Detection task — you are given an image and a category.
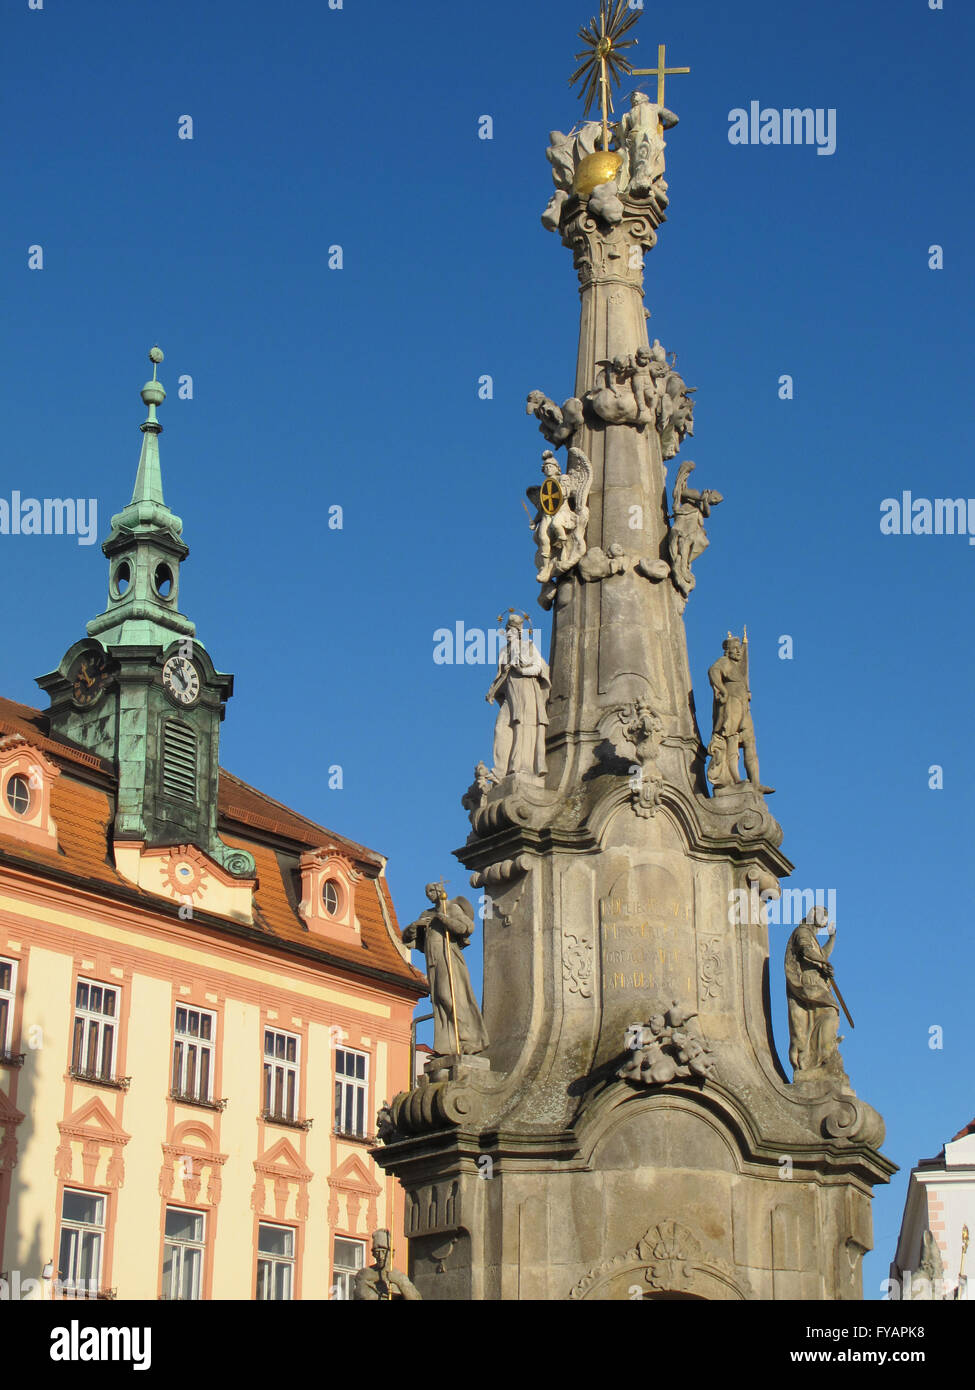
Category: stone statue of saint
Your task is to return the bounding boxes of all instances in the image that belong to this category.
[401,884,488,1057]
[784,908,841,1075]
[486,613,550,778]
[667,460,723,598]
[707,633,773,794]
[615,92,677,203]
[352,1229,422,1301]
[527,448,593,583]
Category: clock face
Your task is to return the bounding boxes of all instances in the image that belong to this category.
[162,655,201,706]
[70,650,112,708]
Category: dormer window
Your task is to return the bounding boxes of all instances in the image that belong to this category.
[5,774,32,816]
[0,737,59,851]
[298,847,361,942]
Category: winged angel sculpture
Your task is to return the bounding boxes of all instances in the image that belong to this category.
[527,447,594,585]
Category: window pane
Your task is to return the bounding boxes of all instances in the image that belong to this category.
[286,1071,296,1121]
[336,1049,348,1076]
[162,1244,176,1300]
[274,1262,292,1301]
[76,982,88,1009]
[256,1259,271,1301]
[62,1189,104,1225]
[0,998,9,1050]
[175,1007,187,1033]
[89,986,102,1014]
[286,1037,297,1063]
[100,1024,114,1077]
[102,990,116,1018]
[263,1061,272,1112]
[356,1054,366,1080]
[264,1030,273,1057]
[187,1010,199,1037]
[78,1231,101,1285]
[334,1080,342,1128]
[355,1088,364,1136]
[71,1016,85,1071]
[200,1013,212,1041]
[275,1034,286,1060]
[59,1228,77,1284]
[334,1238,365,1269]
[274,1067,284,1116]
[186,1045,197,1096]
[165,1207,204,1242]
[199,1048,210,1099]
[258,1224,293,1257]
[0,961,11,991]
[85,1022,99,1074]
[180,1246,202,1300]
[172,1039,183,1091]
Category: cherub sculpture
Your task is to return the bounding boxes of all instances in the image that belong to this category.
[527,447,593,584]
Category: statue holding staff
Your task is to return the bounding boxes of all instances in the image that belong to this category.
[401,883,488,1057]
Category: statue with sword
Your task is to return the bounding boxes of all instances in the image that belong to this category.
[784,905,855,1078]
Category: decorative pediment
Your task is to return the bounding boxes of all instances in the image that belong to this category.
[255,1137,313,1182]
[114,840,255,923]
[0,735,59,850]
[298,845,361,942]
[327,1153,382,1197]
[59,1095,130,1145]
[56,1096,131,1188]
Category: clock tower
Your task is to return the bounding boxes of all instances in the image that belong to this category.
[37,348,255,880]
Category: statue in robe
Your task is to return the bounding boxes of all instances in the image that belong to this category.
[486,613,550,778]
[784,909,841,1075]
[352,1229,422,1301]
[401,884,488,1057]
[615,92,677,204]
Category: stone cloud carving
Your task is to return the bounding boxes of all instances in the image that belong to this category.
[617,999,716,1086]
[525,389,584,449]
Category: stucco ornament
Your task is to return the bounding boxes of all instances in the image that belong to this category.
[617,699,664,817]
[401,884,488,1057]
[486,613,551,779]
[667,460,723,599]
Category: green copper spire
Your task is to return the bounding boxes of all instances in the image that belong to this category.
[87,347,197,647]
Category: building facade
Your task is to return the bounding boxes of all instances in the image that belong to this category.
[0,350,425,1300]
[890,1117,974,1301]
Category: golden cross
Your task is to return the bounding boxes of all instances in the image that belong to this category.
[632,44,690,109]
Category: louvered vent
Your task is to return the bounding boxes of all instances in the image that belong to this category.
[162,721,198,803]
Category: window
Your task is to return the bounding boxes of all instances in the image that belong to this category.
[334,1048,368,1137]
[58,1189,105,1296]
[0,958,15,1055]
[262,1029,299,1123]
[172,1006,215,1102]
[332,1237,366,1300]
[256,1223,294,1300]
[70,979,118,1081]
[322,879,339,915]
[162,1207,205,1300]
[5,774,31,816]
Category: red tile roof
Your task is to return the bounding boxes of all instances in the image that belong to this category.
[0,695,425,995]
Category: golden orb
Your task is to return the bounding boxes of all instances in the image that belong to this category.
[573,149,623,199]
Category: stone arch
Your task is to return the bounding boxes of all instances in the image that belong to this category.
[567,1220,753,1301]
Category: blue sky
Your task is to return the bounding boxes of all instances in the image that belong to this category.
[1,0,971,1298]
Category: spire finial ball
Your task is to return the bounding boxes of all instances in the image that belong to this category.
[149,346,164,365]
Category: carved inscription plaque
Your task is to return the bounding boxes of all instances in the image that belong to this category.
[598,861,697,1059]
